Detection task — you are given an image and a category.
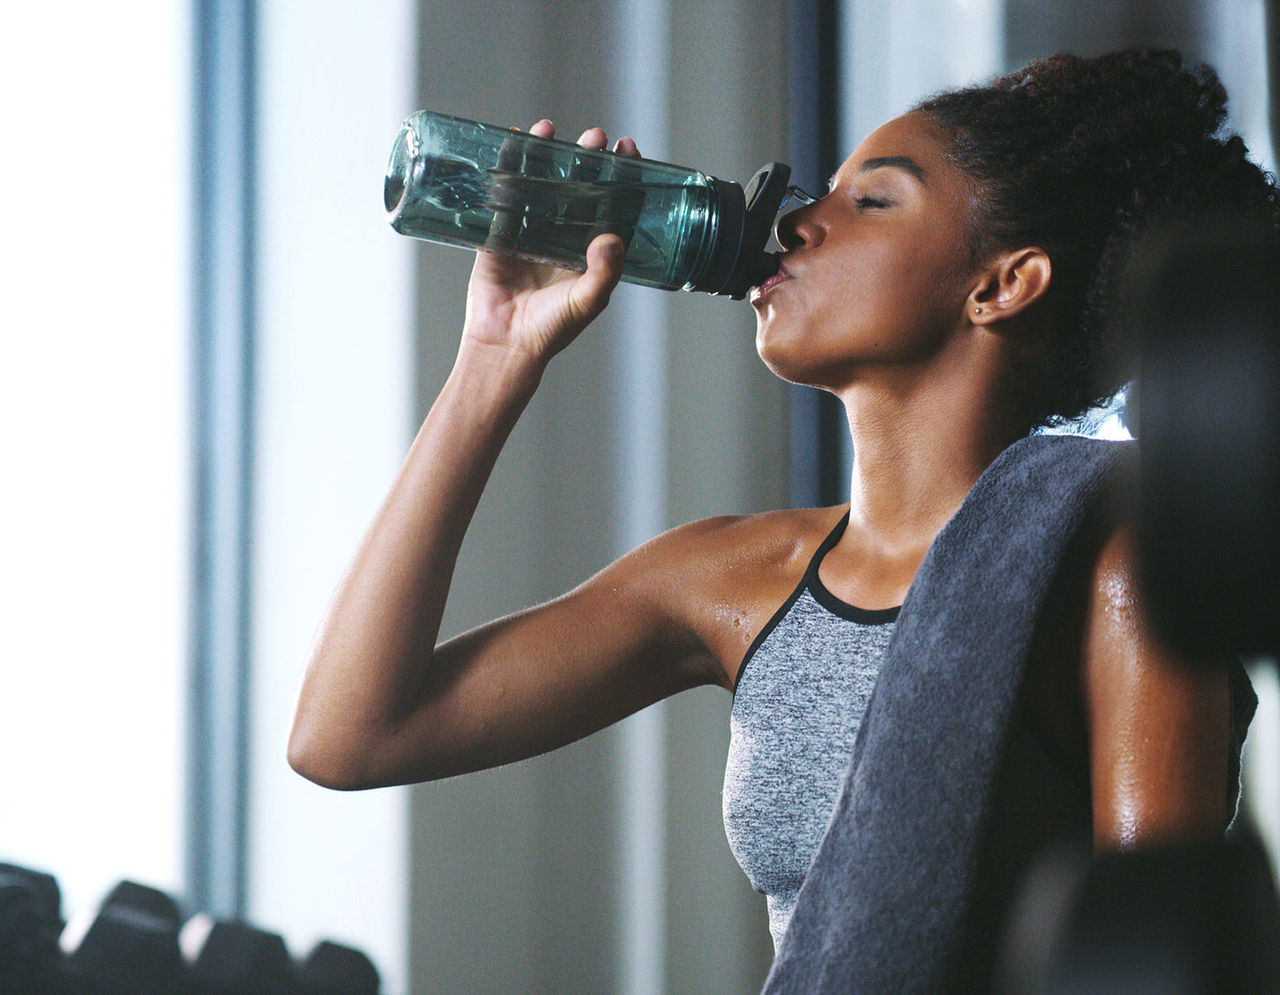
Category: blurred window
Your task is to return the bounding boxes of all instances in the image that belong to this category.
[0,4,192,916]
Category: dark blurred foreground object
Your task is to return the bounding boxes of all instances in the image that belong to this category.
[182,917,376,994]
[1127,212,1280,658]
[997,832,1280,993]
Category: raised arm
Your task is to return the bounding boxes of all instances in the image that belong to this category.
[288,123,723,790]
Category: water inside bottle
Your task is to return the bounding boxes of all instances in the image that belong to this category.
[387,124,720,291]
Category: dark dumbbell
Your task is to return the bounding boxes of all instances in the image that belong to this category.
[181,913,294,994]
[293,940,380,994]
[997,832,1280,993]
[0,862,64,994]
[61,880,187,993]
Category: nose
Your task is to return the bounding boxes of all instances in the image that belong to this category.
[773,186,822,250]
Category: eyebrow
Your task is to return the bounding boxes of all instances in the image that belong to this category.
[857,156,926,183]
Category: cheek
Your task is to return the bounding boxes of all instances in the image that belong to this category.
[881,245,971,326]
[836,248,932,328]
[751,239,970,382]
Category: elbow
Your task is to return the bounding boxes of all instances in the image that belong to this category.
[287,721,373,792]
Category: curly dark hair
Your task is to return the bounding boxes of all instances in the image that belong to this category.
[915,49,1279,430]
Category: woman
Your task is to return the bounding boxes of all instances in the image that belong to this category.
[290,50,1273,986]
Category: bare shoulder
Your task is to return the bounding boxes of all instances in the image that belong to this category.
[605,506,849,688]
[1082,520,1229,722]
[1085,522,1143,642]
[623,506,848,596]
[635,505,844,568]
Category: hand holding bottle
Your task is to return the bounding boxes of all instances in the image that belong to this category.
[460,120,639,368]
[387,110,790,312]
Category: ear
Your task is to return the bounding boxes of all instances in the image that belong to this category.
[966,247,1052,327]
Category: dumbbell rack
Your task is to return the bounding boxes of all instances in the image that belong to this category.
[0,865,380,994]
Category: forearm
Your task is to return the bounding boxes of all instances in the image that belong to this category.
[289,339,543,786]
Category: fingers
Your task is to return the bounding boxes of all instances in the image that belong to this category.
[583,129,641,158]
[576,126,608,150]
[530,118,641,158]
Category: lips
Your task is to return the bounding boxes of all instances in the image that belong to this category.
[750,265,792,304]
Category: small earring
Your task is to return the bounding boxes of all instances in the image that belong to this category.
[973,306,983,316]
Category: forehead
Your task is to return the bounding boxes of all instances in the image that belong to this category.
[833,111,960,188]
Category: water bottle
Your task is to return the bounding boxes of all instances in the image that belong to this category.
[383,110,797,299]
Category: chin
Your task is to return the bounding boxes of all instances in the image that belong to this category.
[755,327,791,380]
[756,318,798,371]
[757,337,836,390]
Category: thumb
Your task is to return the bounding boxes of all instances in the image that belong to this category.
[568,234,626,324]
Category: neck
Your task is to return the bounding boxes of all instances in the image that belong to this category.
[837,348,1025,554]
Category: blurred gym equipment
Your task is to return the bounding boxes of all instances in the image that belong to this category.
[0,866,382,993]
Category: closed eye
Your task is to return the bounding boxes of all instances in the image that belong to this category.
[855,195,892,209]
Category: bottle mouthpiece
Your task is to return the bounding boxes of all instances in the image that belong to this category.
[691,162,792,299]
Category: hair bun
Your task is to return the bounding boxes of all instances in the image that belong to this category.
[917,48,1278,430]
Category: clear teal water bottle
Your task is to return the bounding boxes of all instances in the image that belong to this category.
[384,110,796,299]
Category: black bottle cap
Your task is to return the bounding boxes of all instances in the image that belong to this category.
[691,162,790,299]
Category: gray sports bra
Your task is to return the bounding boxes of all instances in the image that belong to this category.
[722,513,898,949]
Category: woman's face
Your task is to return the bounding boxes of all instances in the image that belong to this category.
[753,111,982,390]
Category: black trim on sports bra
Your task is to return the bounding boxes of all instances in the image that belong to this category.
[807,545,903,624]
[733,510,901,694]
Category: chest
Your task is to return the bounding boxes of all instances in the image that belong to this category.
[722,592,894,903]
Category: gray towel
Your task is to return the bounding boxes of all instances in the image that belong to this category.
[762,433,1129,993]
